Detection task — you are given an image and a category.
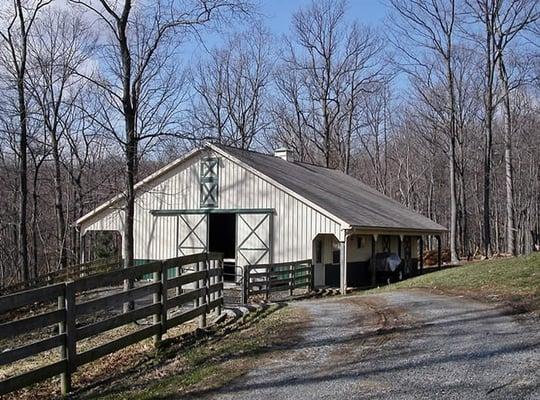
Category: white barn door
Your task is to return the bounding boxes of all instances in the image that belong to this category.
[177,214,208,255]
[236,213,272,267]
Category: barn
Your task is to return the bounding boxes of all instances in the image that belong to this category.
[76,143,446,293]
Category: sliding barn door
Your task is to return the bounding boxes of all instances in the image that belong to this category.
[236,213,272,267]
[177,214,208,256]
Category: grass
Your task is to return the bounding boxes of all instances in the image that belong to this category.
[371,253,540,312]
[82,304,306,400]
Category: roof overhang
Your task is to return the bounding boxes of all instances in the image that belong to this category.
[347,225,448,236]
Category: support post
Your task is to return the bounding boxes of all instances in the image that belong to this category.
[289,263,294,296]
[310,262,315,292]
[265,266,270,301]
[370,235,378,287]
[58,287,69,395]
[436,235,442,270]
[419,236,424,275]
[195,261,205,328]
[217,259,223,315]
[79,232,85,264]
[201,259,208,328]
[153,265,162,345]
[242,266,249,304]
[61,281,76,396]
[340,239,347,295]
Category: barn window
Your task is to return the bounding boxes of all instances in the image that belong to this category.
[200,157,219,208]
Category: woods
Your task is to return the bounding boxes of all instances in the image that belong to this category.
[0,0,539,290]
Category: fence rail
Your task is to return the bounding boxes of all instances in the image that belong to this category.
[243,259,313,302]
[0,252,223,397]
[1,258,123,296]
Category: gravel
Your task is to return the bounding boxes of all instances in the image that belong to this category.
[201,290,540,400]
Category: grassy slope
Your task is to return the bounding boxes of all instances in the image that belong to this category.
[83,304,306,400]
[373,253,540,311]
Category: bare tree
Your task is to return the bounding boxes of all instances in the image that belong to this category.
[191,26,272,149]
[28,7,94,270]
[0,0,52,284]
[69,0,250,310]
[493,0,538,255]
[277,0,384,169]
[388,0,460,263]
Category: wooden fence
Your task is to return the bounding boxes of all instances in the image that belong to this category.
[244,259,313,303]
[1,258,122,296]
[0,252,223,397]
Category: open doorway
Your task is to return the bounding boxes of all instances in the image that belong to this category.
[208,213,236,281]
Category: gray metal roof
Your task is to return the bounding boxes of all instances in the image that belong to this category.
[215,144,446,233]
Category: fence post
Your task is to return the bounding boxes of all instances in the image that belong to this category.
[242,266,249,304]
[209,259,215,314]
[310,262,315,292]
[153,262,163,345]
[217,259,223,315]
[289,264,294,296]
[196,261,206,328]
[58,285,68,395]
[265,266,270,301]
[61,281,76,396]
[161,261,168,338]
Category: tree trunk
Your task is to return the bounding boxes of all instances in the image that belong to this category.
[17,75,29,285]
[498,57,516,256]
[118,0,136,312]
[447,50,459,264]
[51,133,68,269]
[482,17,494,258]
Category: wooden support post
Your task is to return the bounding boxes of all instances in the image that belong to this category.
[436,235,442,270]
[162,262,168,333]
[217,259,223,316]
[153,267,161,345]
[398,235,402,258]
[371,235,377,287]
[419,236,424,275]
[289,263,294,296]
[174,266,181,297]
[340,239,347,295]
[79,232,86,264]
[210,259,217,316]
[265,266,270,301]
[61,281,76,396]
[310,262,315,292]
[200,260,208,328]
[242,266,249,304]
[58,287,69,395]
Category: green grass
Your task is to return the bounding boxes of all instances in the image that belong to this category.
[372,253,540,310]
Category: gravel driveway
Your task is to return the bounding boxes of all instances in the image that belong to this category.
[202,290,540,400]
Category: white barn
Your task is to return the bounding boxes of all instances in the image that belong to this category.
[77,143,446,293]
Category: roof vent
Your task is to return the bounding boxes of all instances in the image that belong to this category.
[274,147,295,162]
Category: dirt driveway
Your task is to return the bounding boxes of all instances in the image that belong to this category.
[201,290,540,400]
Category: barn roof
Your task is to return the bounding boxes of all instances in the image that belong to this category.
[212,144,446,233]
[78,143,446,233]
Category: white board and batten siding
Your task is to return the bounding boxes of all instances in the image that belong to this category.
[80,150,343,265]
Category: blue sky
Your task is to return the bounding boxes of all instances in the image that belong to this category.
[259,0,386,35]
[186,0,388,60]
